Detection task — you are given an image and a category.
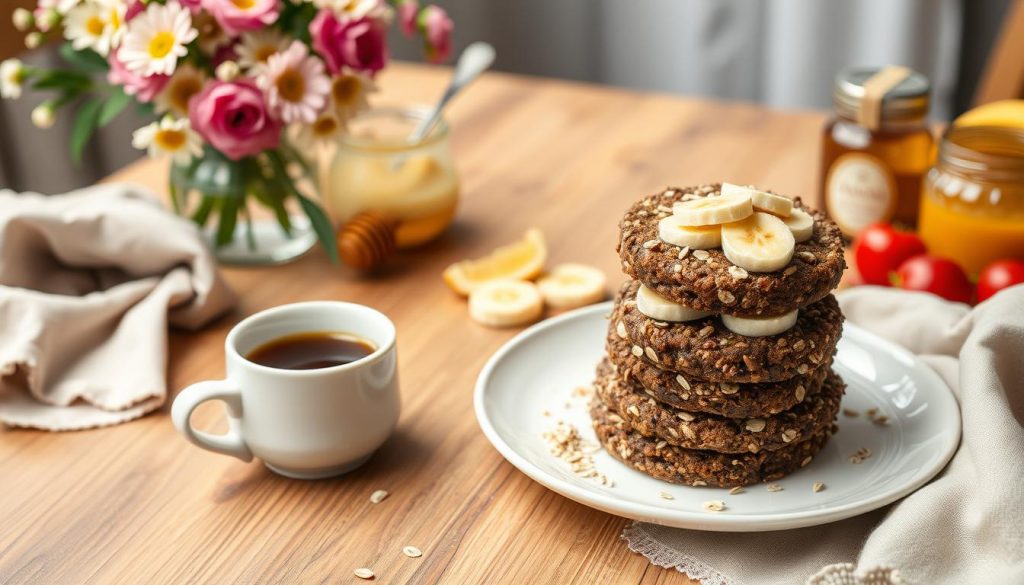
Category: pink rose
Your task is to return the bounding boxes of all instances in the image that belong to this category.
[398,0,418,37]
[201,0,280,36]
[188,79,281,160]
[310,11,388,76]
[421,5,453,64]
[107,49,169,102]
[177,0,203,13]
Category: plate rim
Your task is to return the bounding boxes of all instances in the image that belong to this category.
[473,301,962,532]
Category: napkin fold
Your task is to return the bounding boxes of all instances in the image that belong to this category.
[0,184,236,431]
[622,285,1024,585]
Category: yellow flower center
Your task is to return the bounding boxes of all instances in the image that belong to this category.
[255,46,278,63]
[154,129,186,151]
[148,31,176,59]
[86,15,105,36]
[170,77,203,114]
[232,0,256,9]
[109,8,121,31]
[331,76,360,107]
[313,116,338,137]
[275,69,305,102]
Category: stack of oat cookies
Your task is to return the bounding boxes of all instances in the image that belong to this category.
[591,183,847,487]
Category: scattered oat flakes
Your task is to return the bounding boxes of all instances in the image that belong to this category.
[675,374,691,390]
[727,265,748,279]
[631,345,643,357]
[402,546,422,558]
[728,486,745,495]
[643,239,659,249]
[866,408,879,417]
[745,418,766,433]
[369,490,389,504]
[659,491,674,500]
[813,482,826,493]
[842,408,859,418]
[692,249,710,261]
[766,483,784,492]
[354,567,375,579]
[542,420,614,486]
[678,247,690,259]
[872,415,890,426]
[720,383,739,395]
[677,411,695,422]
[703,500,726,512]
[849,447,873,464]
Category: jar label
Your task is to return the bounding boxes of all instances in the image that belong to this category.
[826,153,897,236]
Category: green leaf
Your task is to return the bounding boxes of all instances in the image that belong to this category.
[190,194,216,227]
[59,44,109,74]
[70,98,103,165]
[297,193,340,265]
[215,197,240,248]
[32,69,92,91]
[98,89,132,127]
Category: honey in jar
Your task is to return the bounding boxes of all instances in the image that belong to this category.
[918,126,1024,276]
[821,67,934,238]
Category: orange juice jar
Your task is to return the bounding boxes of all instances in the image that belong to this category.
[918,126,1024,276]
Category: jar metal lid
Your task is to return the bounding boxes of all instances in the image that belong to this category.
[833,67,930,123]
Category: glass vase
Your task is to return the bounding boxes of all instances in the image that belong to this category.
[169,145,324,265]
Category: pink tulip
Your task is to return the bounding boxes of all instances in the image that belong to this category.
[188,79,281,160]
[398,0,419,37]
[201,0,280,36]
[421,5,453,64]
[107,49,169,102]
[309,11,388,76]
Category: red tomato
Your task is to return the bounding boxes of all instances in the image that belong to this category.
[894,255,974,304]
[977,259,1024,303]
[853,224,927,286]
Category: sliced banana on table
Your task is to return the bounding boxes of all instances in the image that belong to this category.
[658,216,722,249]
[469,280,544,328]
[636,284,713,322]
[537,263,607,309]
[671,193,752,227]
[721,212,795,273]
[781,208,814,243]
[721,309,799,337]
[721,183,793,218]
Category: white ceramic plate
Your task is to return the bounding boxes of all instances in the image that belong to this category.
[474,302,960,532]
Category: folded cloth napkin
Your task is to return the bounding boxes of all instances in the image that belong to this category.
[0,184,236,431]
[622,285,1024,585]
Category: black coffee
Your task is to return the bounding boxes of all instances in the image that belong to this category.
[246,331,375,370]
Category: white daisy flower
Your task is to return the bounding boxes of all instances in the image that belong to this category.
[31,103,56,128]
[236,29,289,73]
[310,0,383,18]
[258,41,330,124]
[191,10,230,54]
[38,0,80,16]
[119,2,197,76]
[131,116,203,165]
[291,112,343,151]
[328,69,376,122]
[63,0,126,57]
[0,59,26,99]
[154,63,207,116]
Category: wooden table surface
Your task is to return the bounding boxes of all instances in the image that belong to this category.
[0,63,828,585]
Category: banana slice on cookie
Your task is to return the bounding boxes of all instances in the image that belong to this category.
[721,183,793,217]
[469,280,543,327]
[537,263,607,309]
[671,193,752,226]
[658,216,722,249]
[721,309,798,337]
[636,284,713,322]
[722,212,795,273]
[781,208,814,243]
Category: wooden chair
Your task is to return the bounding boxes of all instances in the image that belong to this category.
[975,0,1024,104]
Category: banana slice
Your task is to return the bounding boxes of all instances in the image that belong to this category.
[469,280,544,328]
[721,212,795,273]
[537,263,607,309]
[636,284,713,322]
[782,208,814,243]
[672,193,752,226]
[658,216,722,249]
[721,183,792,217]
[721,309,799,337]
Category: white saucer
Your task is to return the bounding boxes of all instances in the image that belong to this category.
[474,302,960,532]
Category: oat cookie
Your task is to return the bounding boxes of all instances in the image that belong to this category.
[617,185,845,317]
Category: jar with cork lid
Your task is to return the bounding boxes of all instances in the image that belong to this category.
[820,66,934,239]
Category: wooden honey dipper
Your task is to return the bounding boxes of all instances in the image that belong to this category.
[336,211,399,271]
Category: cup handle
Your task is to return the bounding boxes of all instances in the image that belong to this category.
[171,380,253,462]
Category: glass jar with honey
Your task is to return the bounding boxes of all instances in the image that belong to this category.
[918,126,1024,276]
[821,67,934,238]
[324,105,459,249]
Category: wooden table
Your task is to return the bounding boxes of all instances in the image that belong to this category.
[0,63,827,584]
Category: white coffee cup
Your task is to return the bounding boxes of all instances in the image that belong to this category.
[171,301,400,479]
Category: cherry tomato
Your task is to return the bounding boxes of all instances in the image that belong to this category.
[977,259,1024,303]
[894,255,974,304]
[853,224,927,286]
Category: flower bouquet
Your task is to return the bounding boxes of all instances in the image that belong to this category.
[1,0,454,264]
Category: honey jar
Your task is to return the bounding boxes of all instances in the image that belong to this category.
[821,66,934,238]
[918,126,1024,276]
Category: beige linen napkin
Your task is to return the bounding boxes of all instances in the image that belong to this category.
[622,286,1024,585]
[0,184,236,430]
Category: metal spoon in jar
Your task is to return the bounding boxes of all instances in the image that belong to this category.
[406,41,496,145]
